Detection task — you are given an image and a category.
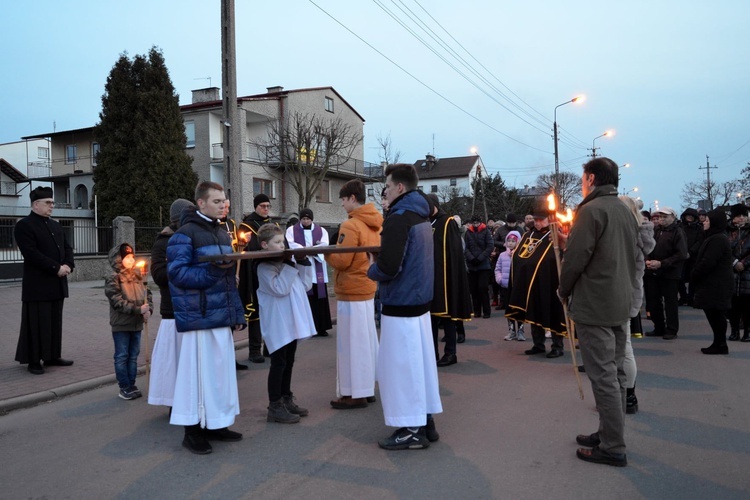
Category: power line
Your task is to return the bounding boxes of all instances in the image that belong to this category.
[308,0,552,154]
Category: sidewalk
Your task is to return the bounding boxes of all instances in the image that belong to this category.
[0,280,335,413]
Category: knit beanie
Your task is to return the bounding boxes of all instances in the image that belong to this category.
[119,243,134,260]
[254,194,271,208]
[299,208,314,220]
[170,198,194,225]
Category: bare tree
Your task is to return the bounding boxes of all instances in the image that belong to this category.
[536,172,582,208]
[376,132,401,165]
[681,178,744,210]
[250,111,362,213]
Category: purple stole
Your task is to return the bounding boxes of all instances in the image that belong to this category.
[293,223,326,298]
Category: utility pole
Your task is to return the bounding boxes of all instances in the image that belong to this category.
[470,163,488,221]
[699,155,717,210]
[221,0,243,218]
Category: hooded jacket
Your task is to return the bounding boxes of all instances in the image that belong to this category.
[630,220,657,316]
[728,217,750,295]
[167,207,246,333]
[368,190,434,317]
[104,243,153,332]
[680,208,704,260]
[326,202,383,301]
[691,209,733,309]
[150,225,176,319]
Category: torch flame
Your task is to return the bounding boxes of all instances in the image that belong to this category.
[547,194,556,212]
[557,208,574,223]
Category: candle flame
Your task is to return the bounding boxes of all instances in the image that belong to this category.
[547,194,556,212]
[136,260,146,268]
[239,231,246,241]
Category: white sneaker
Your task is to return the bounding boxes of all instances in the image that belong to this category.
[504,333,517,341]
[517,333,526,341]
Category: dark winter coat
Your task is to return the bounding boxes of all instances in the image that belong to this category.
[368,190,434,317]
[728,222,750,295]
[150,226,176,319]
[680,208,704,261]
[104,244,153,332]
[464,223,494,271]
[167,207,246,332]
[238,211,279,320]
[647,220,688,280]
[14,212,74,302]
[691,210,733,310]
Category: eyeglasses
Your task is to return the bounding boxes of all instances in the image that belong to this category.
[258,203,271,209]
[36,200,55,206]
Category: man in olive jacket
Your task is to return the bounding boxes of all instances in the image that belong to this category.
[558,157,638,467]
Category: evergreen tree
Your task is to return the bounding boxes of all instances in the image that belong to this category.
[93,47,196,224]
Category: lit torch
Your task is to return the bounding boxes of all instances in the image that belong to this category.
[548,193,584,399]
[135,260,151,377]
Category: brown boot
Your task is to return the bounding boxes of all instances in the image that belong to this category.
[330,396,368,409]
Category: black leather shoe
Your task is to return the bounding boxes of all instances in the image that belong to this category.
[45,358,74,366]
[662,333,677,340]
[315,331,329,337]
[248,354,265,364]
[576,432,600,447]
[437,354,457,367]
[701,345,729,355]
[366,396,377,403]
[235,361,248,370]
[524,346,546,355]
[576,446,627,467]
[626,394,639,414]
[728,330,740,341]
[183,434,213,454]
[457,333,466,343]
[546,349,563,358]
[203,427,243,442]
[645,330,663,337]
[577,365,586,373]
[28,363,44,375]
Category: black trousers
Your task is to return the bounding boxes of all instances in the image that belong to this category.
[247,321,263,356]
[531,324,564,351]
[644,276,679,335]
[728,295,750,333]
[468,269,492,317]
[703,308,728,347]
[268,340,297,402]
[431,315,457,359]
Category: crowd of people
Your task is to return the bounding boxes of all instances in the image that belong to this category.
[12,162,749,465]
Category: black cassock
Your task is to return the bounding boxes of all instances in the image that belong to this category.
[430,210,472,321]
[505,227,567,336]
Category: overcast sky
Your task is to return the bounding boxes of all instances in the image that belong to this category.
[2,0,749,211]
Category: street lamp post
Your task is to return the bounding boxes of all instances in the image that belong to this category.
[591,130,614,158]
[553,95,584,193]
[621,186,639,196]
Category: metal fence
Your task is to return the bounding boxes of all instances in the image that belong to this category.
[0,218,163,263]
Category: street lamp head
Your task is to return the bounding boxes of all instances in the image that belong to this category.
[572,95,585,104]
[470,146,478,155]
[621,163,630,168]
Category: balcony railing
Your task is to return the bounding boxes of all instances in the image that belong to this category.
[244,143,384,180]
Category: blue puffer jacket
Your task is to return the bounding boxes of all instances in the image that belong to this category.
[167,207,246,333]
[368,190,434,317]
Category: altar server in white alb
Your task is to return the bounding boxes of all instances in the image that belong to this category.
[256,224,316,424]
[325,179,382,409]
[285,208,333,337]
[367,163,442,450]
[167,182,246,455]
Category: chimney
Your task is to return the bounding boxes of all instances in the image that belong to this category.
[267,86,284,94]
[425,154,437,171]
[192,87,220,104]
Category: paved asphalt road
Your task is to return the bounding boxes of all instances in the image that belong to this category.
[1,281,749,498]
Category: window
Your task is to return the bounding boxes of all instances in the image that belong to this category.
[37,147,49,159]
[65,145,77,164]
[0,218,15,248]
[417,185,424,191]
[367,188,374,197]
[431,185,438,193]
[91,143,100,166]
[450,178,457,187]
[253,177,274,198]
[324,96,334,113]
[185,121,195,148]
[316,180,330,203]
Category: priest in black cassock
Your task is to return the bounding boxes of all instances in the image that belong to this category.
[425,194,473,366]
[506,198,567,359]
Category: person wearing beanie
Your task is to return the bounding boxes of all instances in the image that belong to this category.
[149,198,199,407]
[239,191,278,363]
[728,203,750,341]
[14,186,75,375]
[507,197,567,358]
[691,209,733,354]
[464,214,494,319]
[286,208,333,338]
[105,242,153,400]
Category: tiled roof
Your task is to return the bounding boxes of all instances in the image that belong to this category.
[0,158,29,183]
[412,155,477,180]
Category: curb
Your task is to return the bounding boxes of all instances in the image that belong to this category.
[0,338,253,415]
